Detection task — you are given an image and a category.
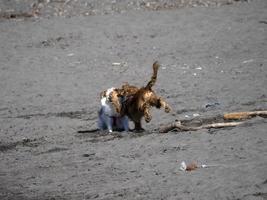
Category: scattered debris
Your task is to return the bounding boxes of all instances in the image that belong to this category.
[242,59,254,64]
[0,137,45,152]
[205,102,220,108]
[67,53,74,57]
[180,161,198,171]
[259,20,267,24]
[159,120,244,133]
[179,161,215,172]
[0,0,250,19]
[0,11,36,19]
[112,62,122,66]
[82,153,96,157]
[159,110,267,133]
[112,62,127,67]
[193,113,200,117]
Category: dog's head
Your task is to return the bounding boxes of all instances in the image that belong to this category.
[100,87,122,114]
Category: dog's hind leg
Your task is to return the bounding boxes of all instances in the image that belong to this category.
[115,116,129,131]
[121,116,129,131]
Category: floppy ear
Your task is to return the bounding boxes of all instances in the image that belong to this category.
[114,88,124,97]
[100,90,106,98]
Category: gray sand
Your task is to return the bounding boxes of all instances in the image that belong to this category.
[0,0,267,199]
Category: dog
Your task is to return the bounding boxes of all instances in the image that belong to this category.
[98,87,129,133]
[117,61,171,131]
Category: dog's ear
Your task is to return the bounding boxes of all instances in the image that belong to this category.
[100,90,106,98]
[114,88,124,97]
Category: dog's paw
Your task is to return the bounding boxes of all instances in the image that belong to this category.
[145,114,152,123]
[134,128,145,133]
[165,105,171,113]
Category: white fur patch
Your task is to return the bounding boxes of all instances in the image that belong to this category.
[100,87,119,117]
[98,87,129,132]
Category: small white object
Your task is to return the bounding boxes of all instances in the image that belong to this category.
[196,67,202,70]
[180,161,187,171]
[193,73,197,76]
[185,115,189,118]
[112,62,121,66]
[112,62,127,67]
[201,164,207,168]
[242,59,254,64]
[193,113,200,117]
[67,53,74,57]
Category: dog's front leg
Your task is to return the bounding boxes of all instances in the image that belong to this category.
[106,116,114,133]
[98,114,106,130]
[134,121,144,131]
[158,97,171,113]
[143,104,152,123]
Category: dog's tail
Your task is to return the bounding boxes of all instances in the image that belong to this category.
[145,61,160,90]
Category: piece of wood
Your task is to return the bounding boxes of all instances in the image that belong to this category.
[159,121,244,133]
[223,111,267,120]
[201,121,244,129]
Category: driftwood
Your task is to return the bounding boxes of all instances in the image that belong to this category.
[159,110,267,133]
[223,111,267,120]
[159,121,244,133]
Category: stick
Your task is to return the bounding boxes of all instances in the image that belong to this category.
[201,121,244,129]
[159,121,244,133]
[223,111,267,120]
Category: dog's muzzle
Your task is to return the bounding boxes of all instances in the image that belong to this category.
[107,95,112,102]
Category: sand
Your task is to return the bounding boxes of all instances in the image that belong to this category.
[0,0,267,199]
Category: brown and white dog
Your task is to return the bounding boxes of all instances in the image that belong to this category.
[116,61,171,131]
[98,61,171,132]
[98,87,129,133]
